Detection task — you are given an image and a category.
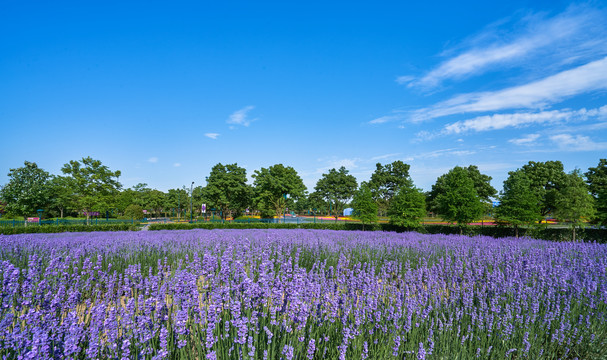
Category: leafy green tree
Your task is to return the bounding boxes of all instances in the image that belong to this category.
[147,189,166,217]
[203,163,251,219]
[434,166,484,233]
[314,166,358,219]
[307,191,329,215]
[585,159,607,225]
[124,204,144,220]
[351,183,378,230]
[61,157,122,224]
[428,165,496,214]
[494,170,541,237]
[0,161,51,220]
[520,160,567,217]
[116,189,136,216]
[368,161,412,215]
[252,164,306,219]
[387,183,426,229]
[554,170,595,241]
[48,175,76,218]
[166,188,190,219]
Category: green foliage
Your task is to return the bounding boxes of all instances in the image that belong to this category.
[387,184,426,228]
[520,160,568,216]
[61,157,122,220]
[0,161,51,219]
[585,159,607,225]
[47,175,76,218]
[428,165,496,213]
[124,204,144,220]
[314,166,358,218]
[494,170,541,235]
[252,164,306,218]
[351,183,378,227]
[368,160,412,214]
[554,171,596,241]
[0,223,138,235]
[202,163,251,219]
[434,166,484,229]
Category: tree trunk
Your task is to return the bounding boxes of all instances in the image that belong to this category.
[515,225,518,238]
[572,227,576,242]
[60,208,64,219]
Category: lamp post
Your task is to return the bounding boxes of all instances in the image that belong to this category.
[283,194,289,223]
[190,182,194,223]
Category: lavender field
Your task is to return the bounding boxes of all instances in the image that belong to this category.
[1,230,606,359]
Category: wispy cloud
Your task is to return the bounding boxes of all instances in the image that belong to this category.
[509,133,540,146]
[370,153,402,161]
[368,115,402,124]
[402,6,607,89]
[204,133,220,140]
[173,163,181,167]
[227,106,256,128]
[549,134,607,151]
[148,157,158,163]
[412,59,607,122]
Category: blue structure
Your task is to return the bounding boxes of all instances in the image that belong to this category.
[343,208,353,216]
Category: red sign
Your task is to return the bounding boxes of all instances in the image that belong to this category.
[27,217,39,222]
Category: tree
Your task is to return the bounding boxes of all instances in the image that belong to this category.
[520,161,567,217]
[166,188,190,219]
[61,157,122,224]
[434,166,484,233]
[351,183,378,230]
[585,159,607,225]
[252,164,306,219]
[203,163,251,219]
[368,161,412,215]
[387,183,426,229]
[124,204,144,220]
[494,170,541,237]
[554,170,595,241]
[428,165,496,214]
[314,167,358,219]
[0,161,51,220]
[48,175,76,218]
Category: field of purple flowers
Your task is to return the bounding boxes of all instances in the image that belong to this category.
[1,229,606,359]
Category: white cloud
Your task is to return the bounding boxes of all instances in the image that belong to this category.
[509,134,541,145]
[370,153,402,161]
[404,6,607,89]
[227,106,256,127]
[173,163,181,167]
[205,133,220,140]
[369,115,400,124]
[412,57,607,122]
[441,105,607,134]
[148,157,158,163]
[549,134,607,151]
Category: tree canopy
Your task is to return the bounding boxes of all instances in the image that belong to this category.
[202,163,251,219]
[314,166,358,219]
[520,160,567,217]
[351,183,378,229]
[387,182,426,229]
[0,161,51,219]
[434,166,484,231]
[368,160,412,214]
[494,170,540,237]
[554,170,595,241]
[252,164,306,218]
[428,165,495,214]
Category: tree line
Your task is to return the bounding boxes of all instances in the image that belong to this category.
[0,157,605,234]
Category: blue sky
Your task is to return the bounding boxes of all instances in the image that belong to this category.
[1,1,606,194]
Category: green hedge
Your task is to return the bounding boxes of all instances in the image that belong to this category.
[148,222,607,243]
[0,224,140,235]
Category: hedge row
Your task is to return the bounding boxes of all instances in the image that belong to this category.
[148,222,607,243]
[0,224,140,235]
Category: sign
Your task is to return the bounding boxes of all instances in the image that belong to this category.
[84,212,100,216]
[201,204,206,213]
[143,210,148,214]
[27,217,39,222]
